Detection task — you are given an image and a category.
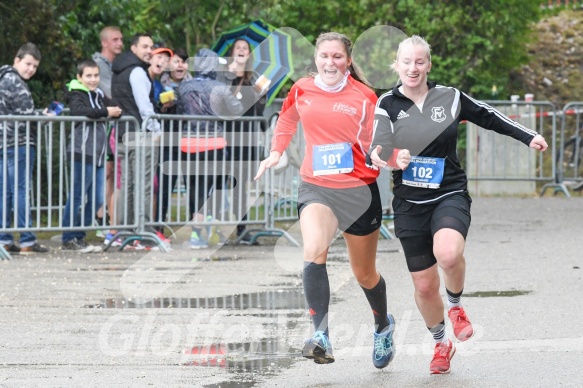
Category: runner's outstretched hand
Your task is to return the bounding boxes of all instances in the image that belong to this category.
[529,134,548,151]
[254,151,282,180]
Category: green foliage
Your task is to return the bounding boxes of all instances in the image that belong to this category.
[0,0,541,107]
[510,9,583,107]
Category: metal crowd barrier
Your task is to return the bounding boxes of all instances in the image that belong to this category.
[541,102,583,197]
[0,115,142,259]
[3,99,580,260]
[266,114,303,229]
[465,101,559,196]
[142,114,299,247]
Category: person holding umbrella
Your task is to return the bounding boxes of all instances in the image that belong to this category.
[254,32,396,369]
[220,38,267,244]
[211,19,294,106]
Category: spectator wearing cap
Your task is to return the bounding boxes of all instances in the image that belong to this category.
[146,43,172,244]
[148,44,173,108]
[156,48,193,235]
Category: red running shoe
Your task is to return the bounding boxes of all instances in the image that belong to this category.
[430,339,456,374]
[448,306,474,341]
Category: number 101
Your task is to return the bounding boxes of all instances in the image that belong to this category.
[322,154,341,165]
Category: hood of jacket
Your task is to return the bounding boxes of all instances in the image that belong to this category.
[0,65,19,81]
[193,48,226,80]
[67,79,90,93]
[112,50,147,75]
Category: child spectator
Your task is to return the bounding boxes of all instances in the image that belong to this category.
[61,59,122,252]
[0,42,50,255]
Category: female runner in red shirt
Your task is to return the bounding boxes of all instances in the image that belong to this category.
[255,32,395,369]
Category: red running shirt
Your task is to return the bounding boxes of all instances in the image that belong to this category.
[271,75,379,189]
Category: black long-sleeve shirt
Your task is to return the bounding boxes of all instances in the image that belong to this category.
[370,82,537,203]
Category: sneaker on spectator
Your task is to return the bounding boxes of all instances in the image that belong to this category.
[155,231,171,247]
[19,242,50,255]
[372,313,396,369]
[142,239,167,251]
[302,330,334,364]
[238,233,257,246]
[123,240,146,251]
[77,238,98,252]
[430,339,456,374]
[208,228,227,246]
[448,306,474,341]
[62,239,94,253]
[205,216,225,246]
[103,233,122,247]
[2,243,21,253]
[94,218,108,239]
[103,234,144,250]
[190,232,208,250]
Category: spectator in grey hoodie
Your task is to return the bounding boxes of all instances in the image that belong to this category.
[92,26,123,240]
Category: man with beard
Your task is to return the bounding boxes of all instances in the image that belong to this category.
[109,33,161,248]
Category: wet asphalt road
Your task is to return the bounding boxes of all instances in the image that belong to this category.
[1,197,582,387]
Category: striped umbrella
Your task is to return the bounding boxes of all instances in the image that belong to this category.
[211,19,294,105]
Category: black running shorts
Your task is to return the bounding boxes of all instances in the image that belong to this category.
[393,192,472,272]
[297,181,382,236]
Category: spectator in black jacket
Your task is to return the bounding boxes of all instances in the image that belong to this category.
[110,33,160,244]
[61,59,121,253]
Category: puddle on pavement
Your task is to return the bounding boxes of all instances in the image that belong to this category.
[184,339,299,388]
[85,289,308,309]
[85,288,338,385]
[71,267,129,271]
[464,290,532,297]
[71,267,201,272]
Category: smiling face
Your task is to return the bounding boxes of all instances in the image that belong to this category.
[231,39,251,66]
[131,36,154,64]
[149,53,170,76]
[13,54,39,80]
[395,42,432,91]
[315,39,351,86]
[170,55,188,81]
[77,66,100,91]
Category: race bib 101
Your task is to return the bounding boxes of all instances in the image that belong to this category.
[312,142,354,176]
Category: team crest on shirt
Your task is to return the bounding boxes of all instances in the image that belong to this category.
[332,102,357,116]
[431,106,446,123]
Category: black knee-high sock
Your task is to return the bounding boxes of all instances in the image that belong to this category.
[303,262,330,335]
[361,275,390,333]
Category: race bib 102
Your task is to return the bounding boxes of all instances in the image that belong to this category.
[402,156,445,189]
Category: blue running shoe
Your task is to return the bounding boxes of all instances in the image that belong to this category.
[372,313,396,369]
[302,330,335,364]
[190,232,209,250]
